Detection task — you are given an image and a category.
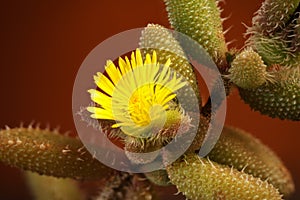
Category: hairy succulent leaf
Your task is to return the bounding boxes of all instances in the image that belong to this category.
[0,127,114,180]
[248,0,300,70]
[164,0,228,68]
[239,79,300,121]
[280,14,300,52]
[140,24,201,109]
[167,116,294,197]
[244,31,300,125]
[207,126,295,198]
[252,35,300,68]
[167,153,282,200]
[250,0,300,36]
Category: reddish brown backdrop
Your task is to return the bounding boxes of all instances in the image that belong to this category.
[0,0,299,199]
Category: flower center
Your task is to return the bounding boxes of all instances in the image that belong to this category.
[128,84,170,128]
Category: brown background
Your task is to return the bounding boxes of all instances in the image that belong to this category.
[0,0,299,199]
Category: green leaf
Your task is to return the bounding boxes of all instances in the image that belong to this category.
[167,153,282,200]
[0,127,114,180]
[164,0,228,68]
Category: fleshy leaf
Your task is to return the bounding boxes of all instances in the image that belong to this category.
[0,127,114,180]
[207,126,295,198]
[250,0,300,36]
[164,0,228,68]
[239,79,300,121]
[167,153,282,200]
[140,24,201,109]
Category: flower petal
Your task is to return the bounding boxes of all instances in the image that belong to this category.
[88,89,112,110]
[94,73,115,96]
[87,107,114,120]
[105,60,122,85]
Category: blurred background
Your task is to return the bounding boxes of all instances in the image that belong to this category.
[0,0,299,199]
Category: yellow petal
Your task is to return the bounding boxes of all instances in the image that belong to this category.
[118,57,130,75]
[131,51,137,68]
[87,106,114,120]
[144,53,152,65]
[135,49,144,67]
[105,60,122,85]
[152,51,157,64]
[165,58,171,67]
[149,65,160,81]
[125,56,132,70]
[93,74,114,96]
[161,94,177,106]
[111,123,121,128]
[88,89,112,110]
[156,67,171,86]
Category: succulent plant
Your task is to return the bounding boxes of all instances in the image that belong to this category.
[1,0,299,200]
[241,0,300,120]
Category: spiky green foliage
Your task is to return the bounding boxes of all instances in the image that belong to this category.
[164,0,228,68]
[1,0,298,199]
[252,35,300,68]
[167,153,282,200]
[250,0,300,36]
[207,126,295,198]
[25,172,84,200]
[161,111,294,197]
[280,14,300,52]
[242,0,300,121]
[140,24,201,109]
[0,127,114,179]
[247,0,300,69]
[228,48,274,89]
[177,121,294,197]
[239,79,300,121]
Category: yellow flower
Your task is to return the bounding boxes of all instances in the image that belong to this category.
[87,49,187,138]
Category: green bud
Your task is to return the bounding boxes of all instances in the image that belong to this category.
[228,48,274,89]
